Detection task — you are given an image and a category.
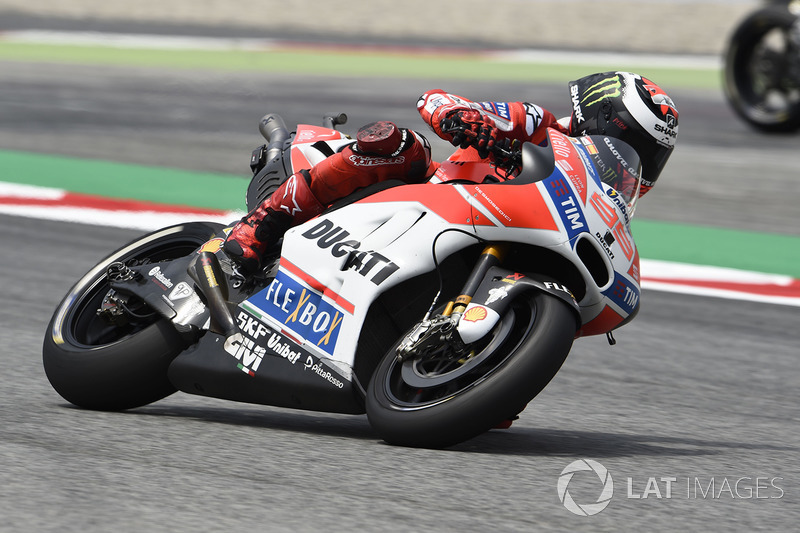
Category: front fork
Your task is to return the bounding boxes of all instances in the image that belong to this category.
[396,244,507,361]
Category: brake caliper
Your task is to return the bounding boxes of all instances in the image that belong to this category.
[396,315,468,362]
[97,289,131,325]
[96,261,147,325]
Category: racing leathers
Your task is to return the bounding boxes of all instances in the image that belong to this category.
[223,89,569,272]
[416,88,568,167]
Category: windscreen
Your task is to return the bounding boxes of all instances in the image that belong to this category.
[584,135,643,215]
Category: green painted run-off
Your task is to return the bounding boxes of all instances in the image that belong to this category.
[2,149,798,278]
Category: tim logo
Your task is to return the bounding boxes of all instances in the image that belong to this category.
[608,272,639,314]
[479,101,511,120]
[545,175,586,239]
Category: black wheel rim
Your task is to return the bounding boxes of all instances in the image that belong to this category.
[62,238,203,349]
[381,299,536,410]
[733,23,800,119]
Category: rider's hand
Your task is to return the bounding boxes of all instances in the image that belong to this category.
[439,110,500,159]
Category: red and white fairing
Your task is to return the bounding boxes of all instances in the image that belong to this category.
[256,125,640,375]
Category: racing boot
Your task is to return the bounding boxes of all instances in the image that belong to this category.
[223,170,324,273]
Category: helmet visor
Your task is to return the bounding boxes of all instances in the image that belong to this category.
[585,135,643,215]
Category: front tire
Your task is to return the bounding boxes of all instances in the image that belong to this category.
[42,222,224,411]
[366,291,577,448]
[724,6,800,132]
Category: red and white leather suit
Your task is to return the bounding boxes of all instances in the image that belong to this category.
[223,89,568,269]
[417,89,568,167]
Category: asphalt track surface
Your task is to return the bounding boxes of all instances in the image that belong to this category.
[1,59,799,531]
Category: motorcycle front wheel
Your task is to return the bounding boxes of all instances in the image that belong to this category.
[42,222,224,411]
[724,6,800,132]
[366,291,577,448]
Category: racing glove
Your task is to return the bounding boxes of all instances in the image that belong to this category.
[439,110,501,159]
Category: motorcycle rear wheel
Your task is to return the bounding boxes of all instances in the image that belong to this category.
[724,6,800,132]
[366,291,577,448]
[42,222,224,411]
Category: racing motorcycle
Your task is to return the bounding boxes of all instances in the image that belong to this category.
[724,0,800,131]
[43,111,644,448]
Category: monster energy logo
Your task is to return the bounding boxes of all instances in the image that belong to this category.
[602,167,617,182]
[593,151,620,184]
[582,76,622,108]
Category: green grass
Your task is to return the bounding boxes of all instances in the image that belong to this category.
[0,149,247,211]
[631,219,800,278]
[3,149,798,278]
[7,39,796,278]
[0,42,723,89]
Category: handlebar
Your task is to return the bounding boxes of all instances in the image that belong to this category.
[440,122,522,169]
[490,142,523,169]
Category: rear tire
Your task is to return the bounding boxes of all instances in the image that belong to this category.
[42,222,224,410]
[366,291,577,448]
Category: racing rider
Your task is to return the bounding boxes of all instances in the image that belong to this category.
[223,71,679,272]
